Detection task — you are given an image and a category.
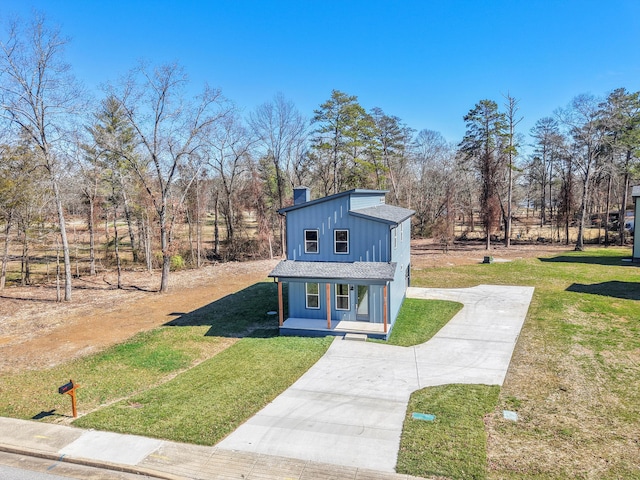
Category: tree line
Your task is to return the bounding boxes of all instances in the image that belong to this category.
[1,14,639,299]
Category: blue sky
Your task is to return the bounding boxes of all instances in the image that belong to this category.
[3,1,640,146]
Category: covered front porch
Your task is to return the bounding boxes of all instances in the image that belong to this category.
[269,260,397,340]
[279,317,389,339]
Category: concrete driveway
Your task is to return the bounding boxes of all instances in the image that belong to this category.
[217,285,534,472]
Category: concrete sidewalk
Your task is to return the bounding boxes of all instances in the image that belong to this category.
[0,416,421,479]
[0,284,533,479]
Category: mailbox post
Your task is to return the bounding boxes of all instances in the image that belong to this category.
[58,379,79,418]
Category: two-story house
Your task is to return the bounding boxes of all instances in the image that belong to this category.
[269,187,415,340]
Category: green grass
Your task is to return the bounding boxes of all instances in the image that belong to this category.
[74,336,332,444]
[0,281,296,422]
[387,298,462,346]
[0,326,221,420]
[406,247,640,479]
[3,249,639,478]
[165,281,287,337]
[397,384,500,480]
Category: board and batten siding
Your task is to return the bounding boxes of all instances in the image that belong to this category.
[388,217,412,324]
[349,192,386,210]
[287,281,386,324]
[286,196,393,262]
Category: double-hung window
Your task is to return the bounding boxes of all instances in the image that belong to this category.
[335,284,350,310]
[305,229,319,253]
[305,283,320,309]
[334,229,349,254]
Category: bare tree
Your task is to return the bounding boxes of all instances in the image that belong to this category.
[411,130,452,236]
[0,138,44,288]
[249,93,307,255]
[502,94,522,247]
[0,13,84,300]
[599,88,640,245]
[531,117,560,227]
[107,62,229,292]
[557,94,606,251]
[206,110,253,247]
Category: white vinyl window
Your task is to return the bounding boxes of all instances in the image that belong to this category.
[305,283,320,309]
[334,229,349,254]
[305,229,319,253]
[393,227,398,249]
[335,284,350,310]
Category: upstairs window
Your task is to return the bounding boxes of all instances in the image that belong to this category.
[305,229,319,253]
[305,283,320,309]
[334,229,349,254]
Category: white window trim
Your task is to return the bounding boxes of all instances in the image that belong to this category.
[335,284,350,311]
[393,227,398,249]
[304,229,319,254]
[305,282,320,309]
[334,229,349,254]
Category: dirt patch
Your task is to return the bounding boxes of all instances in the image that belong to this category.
[411,238,574,267]
[0,240,573,374]
[0,259,279,373]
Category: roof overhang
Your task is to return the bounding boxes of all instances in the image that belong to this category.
[349,205,415,225]
[269,260,396,283]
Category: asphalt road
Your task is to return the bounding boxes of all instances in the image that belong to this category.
[0,451,153,480]
[0,465,72,480]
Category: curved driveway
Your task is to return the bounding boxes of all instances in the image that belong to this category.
[217,285,535,473]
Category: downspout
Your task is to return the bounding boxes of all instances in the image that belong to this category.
[326,283,331,329]
[277,280,284,327]
[383,283,388,334]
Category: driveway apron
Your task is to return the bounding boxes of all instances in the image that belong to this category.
[217,285,534,472]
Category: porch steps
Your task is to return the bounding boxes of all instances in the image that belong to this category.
[344,333,368,342]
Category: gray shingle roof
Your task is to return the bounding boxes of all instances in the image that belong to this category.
[350,204,415,224]
[269,260,397,282]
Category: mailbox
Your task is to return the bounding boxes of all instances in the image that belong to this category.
[58,381,74,395]
[57,379,80,417]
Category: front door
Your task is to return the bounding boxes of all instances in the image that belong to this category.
[356,285,369,321]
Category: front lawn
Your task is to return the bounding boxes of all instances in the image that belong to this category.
[405,247,640,479]
[0,279,459,448]
[73,336,332,444]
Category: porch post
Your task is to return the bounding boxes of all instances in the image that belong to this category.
[326,283,331,329]
[277,281,284,327]
[383,283,388,333]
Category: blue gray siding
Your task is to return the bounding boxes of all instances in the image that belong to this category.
[388,217,412,322]
[286,195,395,262]
[349,192,386,210]
[277,189,413,338]
[287,281,387,324]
